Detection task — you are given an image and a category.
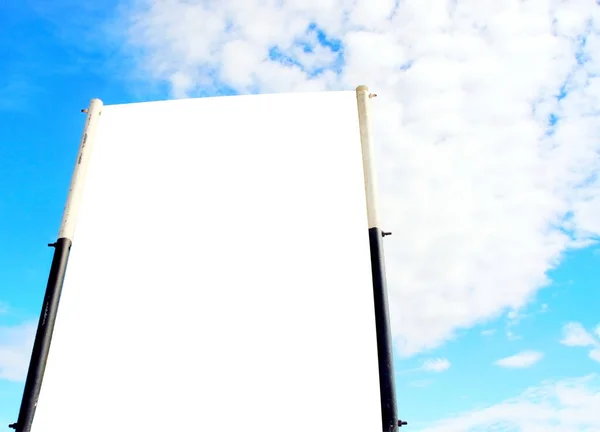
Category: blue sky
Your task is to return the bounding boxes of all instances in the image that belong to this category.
[396,245,600,428]
[1,1,600,431]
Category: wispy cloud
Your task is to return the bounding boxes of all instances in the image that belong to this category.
[494,351,544,369]
[561,322,600,363]
[420,375,600,431]
[409,379,434,388]
[481,329,496,337]
[0,79,43,113]
[506,330,522,342]
[504,305,548,341]
[0,321,36,382]
[422,358,451,373]
[397,357,452,375]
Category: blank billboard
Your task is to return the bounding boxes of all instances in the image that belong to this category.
[30,91,382,432]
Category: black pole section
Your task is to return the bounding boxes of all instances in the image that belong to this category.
[9,238,72,432]
[368,228,399,432]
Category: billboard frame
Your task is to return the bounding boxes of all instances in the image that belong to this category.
[10,87,403,432]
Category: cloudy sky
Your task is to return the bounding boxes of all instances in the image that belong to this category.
[1,0,599,430]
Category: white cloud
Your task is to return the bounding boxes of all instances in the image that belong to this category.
[481,329,496,337]
[495,351,544,369]
[561,322,600,363]
[115,0,600,356]
[420,375,600,432]
[561,322,598,347]
[422,357,451,372]
[0,321,36,382]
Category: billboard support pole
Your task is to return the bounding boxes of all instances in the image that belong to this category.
[10,99,104,432]
[356,86,405,431]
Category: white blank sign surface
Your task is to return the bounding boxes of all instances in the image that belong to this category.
[32,91,381,432]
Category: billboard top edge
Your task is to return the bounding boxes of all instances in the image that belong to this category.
[100,88,360,109]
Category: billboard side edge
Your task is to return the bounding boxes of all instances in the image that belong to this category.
[10,99,104,432]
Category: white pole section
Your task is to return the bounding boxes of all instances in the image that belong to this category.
[355,85,381,230]
[58,98,104,241]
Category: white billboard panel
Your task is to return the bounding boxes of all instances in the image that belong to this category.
[31,91,382,432]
